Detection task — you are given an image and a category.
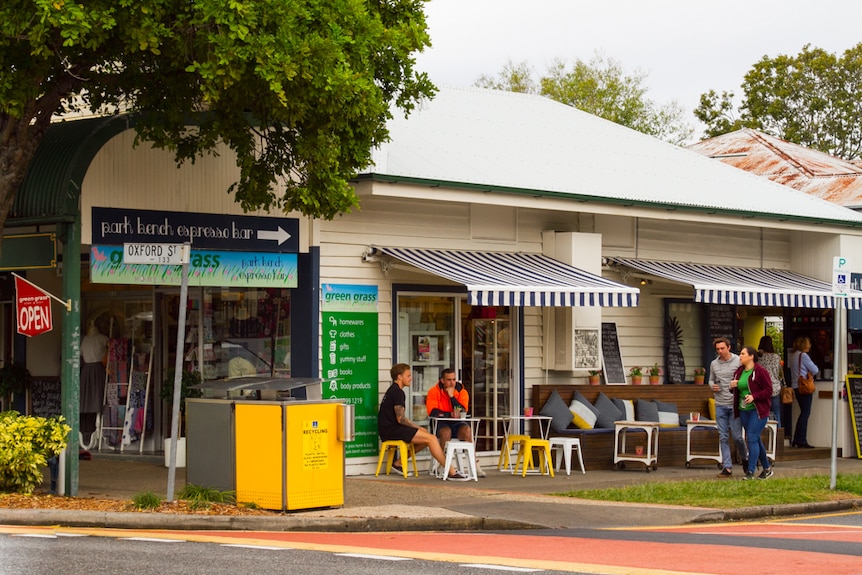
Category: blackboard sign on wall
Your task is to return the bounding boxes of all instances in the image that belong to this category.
[846,376,862,459]
[666,316,686,384]
[601,322,627,384]
[708,304,735,349]
[30,377,61,418]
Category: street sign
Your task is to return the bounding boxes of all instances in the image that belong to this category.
[123,243,188,265]
[833,256,851,297]
[93,207,299,253]
[14,275,53,337]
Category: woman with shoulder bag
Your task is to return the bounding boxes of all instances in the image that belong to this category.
[788,336,819,448]
[757,335,783,427]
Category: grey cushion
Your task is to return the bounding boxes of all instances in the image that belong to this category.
[635,398,660,422]
[593,392,622,429]
[611,397,635,420]
[654,400,679,427]
[540,389,574,432]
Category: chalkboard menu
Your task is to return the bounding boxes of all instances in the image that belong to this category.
[30,377,61,418]
[601,322,627,384]
[708,304,735,348]
[665,316,686,384]
[846,376,862,459]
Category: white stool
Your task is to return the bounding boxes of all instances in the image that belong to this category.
[442,440,478,481]
[549,437,585,475]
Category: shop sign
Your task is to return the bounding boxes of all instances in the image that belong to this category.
[90,245,298,288]
[15,275,53,337]
[0,233,56,270]
[321,284,379,458]
[92,207,299,253]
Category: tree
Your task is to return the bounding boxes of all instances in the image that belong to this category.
[0,0,434,231]
[694,43,862,160]
[475,54,693,145]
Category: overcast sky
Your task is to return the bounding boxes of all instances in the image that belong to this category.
[415,0,862,138]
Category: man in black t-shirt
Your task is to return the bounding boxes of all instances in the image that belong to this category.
[378,363,464,479]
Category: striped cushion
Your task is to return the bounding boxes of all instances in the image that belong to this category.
[569,391,600,429]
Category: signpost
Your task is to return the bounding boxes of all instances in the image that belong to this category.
[830,256,850,489]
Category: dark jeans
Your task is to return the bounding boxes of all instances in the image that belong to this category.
[740,409,769,475]
[793,389,813,446]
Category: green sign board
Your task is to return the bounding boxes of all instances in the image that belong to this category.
[0,233,56,270]
[321,284,379,458]
[90,245,297,288]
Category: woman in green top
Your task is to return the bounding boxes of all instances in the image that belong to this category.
[731,346,774,480]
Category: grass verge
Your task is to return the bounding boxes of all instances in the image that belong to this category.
[555,473,862,508]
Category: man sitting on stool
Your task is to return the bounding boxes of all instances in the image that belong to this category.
[426,369,485,477]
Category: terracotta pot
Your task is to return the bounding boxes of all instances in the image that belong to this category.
[588,375,601,385]
[649,375,661,385]
[631,375,642,385]
[693,375,705,385]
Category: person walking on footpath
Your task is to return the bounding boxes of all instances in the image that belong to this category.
[757,335,784,427]
[788,336,819,448]
[732,346,774,480]
[378,363,466,479]
[710,338,748,478]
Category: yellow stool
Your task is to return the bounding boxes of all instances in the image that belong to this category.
[514,438,554,477]
[375,440,418,478]
[498,434,530,472]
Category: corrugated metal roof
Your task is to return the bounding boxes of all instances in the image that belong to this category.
[687,128,862,208]
[13,115,133,221]
[365,87,862,226]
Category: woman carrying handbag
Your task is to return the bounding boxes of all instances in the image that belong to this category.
[788,336,819,448]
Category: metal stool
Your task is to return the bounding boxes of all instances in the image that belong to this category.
[497,434,530,472]
[549,437,585,475]
[442,440,478,481]
[375,440,418,478]
[514,438,554,477]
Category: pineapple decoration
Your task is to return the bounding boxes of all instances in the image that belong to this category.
[665,316,686,384]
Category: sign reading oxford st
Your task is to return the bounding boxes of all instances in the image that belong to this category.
[93,207,299,253]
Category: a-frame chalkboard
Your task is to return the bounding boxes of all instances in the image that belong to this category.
[846,375,862,459]
[601,322,627,384]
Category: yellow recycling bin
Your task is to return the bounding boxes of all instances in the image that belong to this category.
[234,399,353,511]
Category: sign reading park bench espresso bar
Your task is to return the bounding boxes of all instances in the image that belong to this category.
[93,207,299,253]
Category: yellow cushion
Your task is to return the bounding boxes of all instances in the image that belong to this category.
[708,398,716,420]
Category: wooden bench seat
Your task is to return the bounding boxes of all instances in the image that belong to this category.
[531,384,782,470]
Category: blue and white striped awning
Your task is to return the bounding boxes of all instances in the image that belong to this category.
[368,247,639,307]
[611,258,862,309]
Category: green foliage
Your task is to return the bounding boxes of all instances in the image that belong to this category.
[557,473,862,509]
[0,0,436,228]
[0,411,71,494]
[178,483,235,504]
[695,43,862,160]
[766,323,785,356]
[132,491,162,510]
[160,369,203,407]
[475,54,693,145]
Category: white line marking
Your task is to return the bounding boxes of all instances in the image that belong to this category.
[461,565,543,572]
[220,544,292,551]
[11,534,57,539]
[336,553,412,561]
[120,537,185,543]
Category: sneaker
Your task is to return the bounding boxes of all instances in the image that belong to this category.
[717,468,732,478]
[742,459,749,472]
[743,472,755,480]
[758,468,774,480]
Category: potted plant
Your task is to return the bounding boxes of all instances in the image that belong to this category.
[693,367,706,384]
[588,369,602,385]
[160,369,202,467]
[648,363,663,385]
[628,366,643,385]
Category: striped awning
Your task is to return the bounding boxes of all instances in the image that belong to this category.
[611,258,862,309]
[368,247,639,307]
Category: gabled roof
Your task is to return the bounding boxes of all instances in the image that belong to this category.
[365,87,862,227]
[687,128,862,208]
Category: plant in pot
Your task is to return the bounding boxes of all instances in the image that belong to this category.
[628,366,643,385]
[648,363,663,384]
[588,369,602,385]
[160,369,203,438]
[693,366,706,384]
[0,361,32,410]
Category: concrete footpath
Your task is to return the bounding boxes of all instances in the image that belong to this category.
[2,454,861,532]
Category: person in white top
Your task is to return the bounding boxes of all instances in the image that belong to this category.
[80,322,109,443]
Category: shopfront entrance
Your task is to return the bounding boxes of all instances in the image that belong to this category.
[395,292,515,451]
